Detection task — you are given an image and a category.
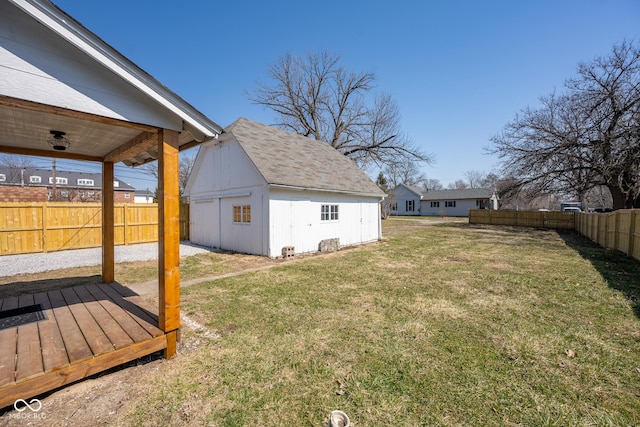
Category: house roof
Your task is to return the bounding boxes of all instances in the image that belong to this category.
[421,187,495,201]
[397,183,494,200]
[224,118,385,198]
[0,166,135,190]
[1,0,223,166]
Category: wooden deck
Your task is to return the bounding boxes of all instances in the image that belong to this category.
[0,282,167,409]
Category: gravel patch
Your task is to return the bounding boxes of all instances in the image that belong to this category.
[0,242,213,278]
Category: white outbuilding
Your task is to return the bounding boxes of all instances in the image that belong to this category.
[185,118,386,257]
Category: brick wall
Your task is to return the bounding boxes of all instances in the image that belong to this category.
[0,186,48,202]
[0,186,134,203]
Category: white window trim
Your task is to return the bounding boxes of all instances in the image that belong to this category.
[321,204,339,221]
[48,177,68,185]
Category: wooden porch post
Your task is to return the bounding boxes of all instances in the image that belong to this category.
[157,129,180,358]
[102,162,115,283]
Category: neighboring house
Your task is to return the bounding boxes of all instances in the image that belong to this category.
[393,183,498,217]
[185,118,386,257]
[134,188,155,203]
[0,167,134,202]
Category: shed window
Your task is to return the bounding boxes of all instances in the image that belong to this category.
[233,205,251,223]
[30,176,41,183]
[321,204,339,221]
[430,201,440,208]
[77,179,94,186]
[445,201,456,208]
[0,174,5,182]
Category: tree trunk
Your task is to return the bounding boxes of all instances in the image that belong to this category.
[608,185,627,210]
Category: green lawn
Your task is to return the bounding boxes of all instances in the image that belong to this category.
[126,219,640,426]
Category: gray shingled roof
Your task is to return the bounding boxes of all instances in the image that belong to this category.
[419,187,494,200]
[225,118,385,197]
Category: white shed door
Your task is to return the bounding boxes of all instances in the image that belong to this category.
[360,202,379,242]
[191,199,220,248]
[290,199,314,253]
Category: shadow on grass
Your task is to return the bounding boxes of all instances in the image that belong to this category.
[558,229,640,319]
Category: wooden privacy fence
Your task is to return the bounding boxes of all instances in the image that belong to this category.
[575,210,639,261]
[469,209,576,229]
[469,209,640,261]
[0,202,191,256]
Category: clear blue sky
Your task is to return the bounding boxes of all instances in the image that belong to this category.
[34,1,640,190]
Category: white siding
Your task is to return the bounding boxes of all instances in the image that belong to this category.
[268,188,381,258]
[188,139,268,255]
[188,140,263,195]
[188,139,382,258]
[190,198,220,248]
[420,199,478,217]
[392,185,422,216]
[0,2,179,130]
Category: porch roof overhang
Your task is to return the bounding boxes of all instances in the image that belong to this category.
[1,0,223,166]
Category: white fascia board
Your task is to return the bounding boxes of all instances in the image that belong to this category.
[10,0,223,139]
[269,184,385,200]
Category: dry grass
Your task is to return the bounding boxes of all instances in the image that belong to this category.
[117,218,640,426]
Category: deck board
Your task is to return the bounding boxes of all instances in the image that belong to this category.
[15,294,43,382]
[34,292,69,373]
[84,284,154,343]
[100,283,164,337]
[108,283,161,327]
[0,328,16,387]
[0,282,168,410]
[60,287,114,356]
[47,290,94,363]
[73,286,134,350]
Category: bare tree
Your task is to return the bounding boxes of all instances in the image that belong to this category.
[248,51,432,169]
[0,154,34,182]
[423,179,444,191]
[490,41,640,209]
[140,149,197,199]
[464,170,487,188]
[447,180,469,190]
[382,159,427,188]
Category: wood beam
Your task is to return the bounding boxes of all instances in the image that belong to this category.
[0,96,158,132]
[103,130,158,164]
[102,162,115,283]
[157,129,180,358]
[0,144,103,162]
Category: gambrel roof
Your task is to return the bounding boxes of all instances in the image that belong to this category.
[223,118,385,198]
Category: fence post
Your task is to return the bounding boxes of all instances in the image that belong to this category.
[123,204,128,246]
[613,211,620,250]
[628,210,637,258]
[42,203,47,253]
